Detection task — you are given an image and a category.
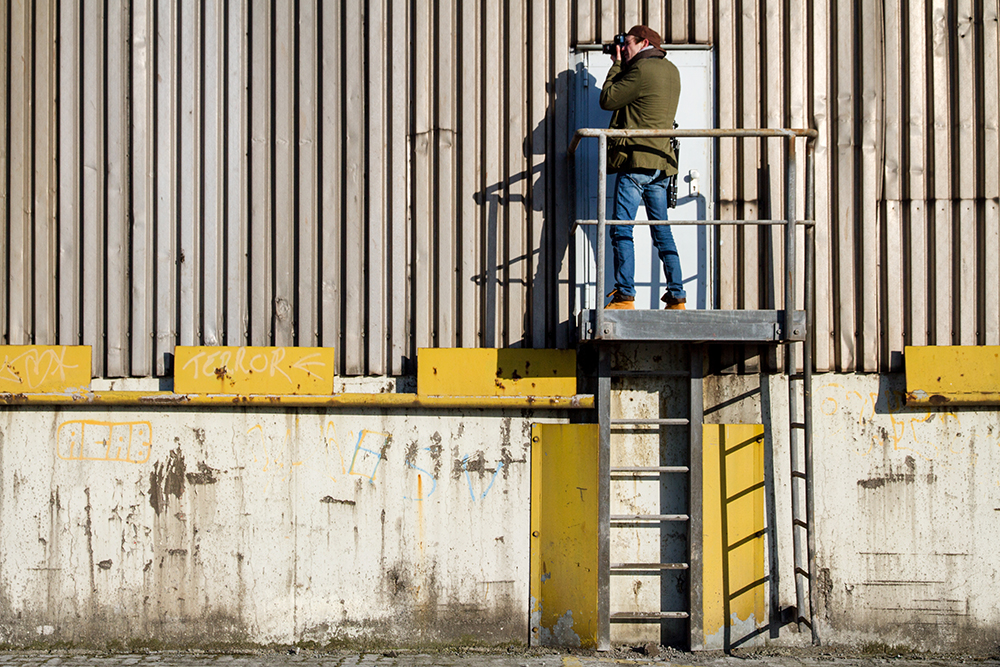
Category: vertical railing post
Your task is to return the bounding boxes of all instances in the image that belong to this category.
[596,133,607,338]
[784,135,797,337]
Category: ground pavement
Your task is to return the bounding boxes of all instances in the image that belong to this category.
[0,649,996,667]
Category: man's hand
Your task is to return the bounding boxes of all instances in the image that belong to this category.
[612,44,622,63]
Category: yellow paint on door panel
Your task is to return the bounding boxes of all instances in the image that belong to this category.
[702,424,766,648]
[530,423,599,648]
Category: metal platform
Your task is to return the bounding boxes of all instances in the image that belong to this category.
[578,308,806,343]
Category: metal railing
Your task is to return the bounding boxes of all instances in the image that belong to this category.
[568,127,821,646]
[569,127,817,343]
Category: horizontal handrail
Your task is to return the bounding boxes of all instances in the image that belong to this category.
[574,218,816,227]
[572,127,815,340]
[568,127,818,156]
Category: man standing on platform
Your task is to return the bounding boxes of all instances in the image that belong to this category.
[599,25,685,310]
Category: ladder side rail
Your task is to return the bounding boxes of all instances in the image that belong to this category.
[688,345,705,651]
[804,140,820,645]
[597,347,612,651]
[785,134,809,632]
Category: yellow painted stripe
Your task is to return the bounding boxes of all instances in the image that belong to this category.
[702,424,766,646]
[531,424,599,648]
[174,346,336,395]
[0,346,91,393]
[0,391,593,409]
[418,348,577,397]
[905,345,1000,405]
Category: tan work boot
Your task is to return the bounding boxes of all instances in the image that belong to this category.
[661,293,686,310]
[605,289,635,310]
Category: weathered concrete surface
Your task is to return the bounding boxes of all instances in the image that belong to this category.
[0,408,561,647]
[705,372,1000,652]
[0,648,995,667]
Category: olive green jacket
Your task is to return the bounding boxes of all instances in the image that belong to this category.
[599,49,681,174]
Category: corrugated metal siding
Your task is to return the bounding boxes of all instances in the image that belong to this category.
[1,0,998,376]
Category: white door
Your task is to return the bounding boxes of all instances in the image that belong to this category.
[573,48,715,311]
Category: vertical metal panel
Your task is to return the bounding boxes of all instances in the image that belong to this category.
[930,0,952,346]
[155,0,178,375]
[834,0,857,370]
[8,0,29,346]
[985,3,1000,346]
[437,0,457,349]
[249,0,272,347]
[553,0,572,349]
[507,0,527,347]
[481,0,501,348]
[6,0,1000,377]
[882,0,903,371]
[716,0,736,326]
[33,0,56,345]
[366,0,386,368]
[58,0,81,347]
[956,2,977,346]
[529,0,549,347]
[0,0,7,346]
[412,0,433,354]
[179,1,200,349]
[669,0,687,43]
[273,0,294,347]
[105,0,128,374]
[763,0,785,372]
[131,0,155,373]
[388,0,408,370]
[297,0,319,348]
[82,0,105,371]
[906,0,929,349]
[859,0,881,371]
[811,0,833,371]
[225,0,249,346]
[741,0,760,373]
[320,0,342,353]
[458,0,479,349]
[202,0,225,347]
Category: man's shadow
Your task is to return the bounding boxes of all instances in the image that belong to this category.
[472,61,598,349]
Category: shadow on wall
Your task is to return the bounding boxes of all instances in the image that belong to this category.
[472,64,596,349]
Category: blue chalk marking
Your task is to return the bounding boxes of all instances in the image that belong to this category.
[404,447,437,501]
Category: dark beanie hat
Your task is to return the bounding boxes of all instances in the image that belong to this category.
[627,25,662,48]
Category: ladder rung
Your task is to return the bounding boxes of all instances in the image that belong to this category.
[611,466,689,474]
[610,418,690,426]
[611,612,690,621]
[611,514,689,522]
[610,370,690,378]
[611,562,689,571]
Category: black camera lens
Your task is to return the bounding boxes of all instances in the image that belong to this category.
[602,33,628,55]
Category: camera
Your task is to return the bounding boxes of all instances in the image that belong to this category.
[601,33,628,55]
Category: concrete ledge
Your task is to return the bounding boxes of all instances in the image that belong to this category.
[0,391,594,409]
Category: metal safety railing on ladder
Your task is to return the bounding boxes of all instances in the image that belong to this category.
[568,127,820,650]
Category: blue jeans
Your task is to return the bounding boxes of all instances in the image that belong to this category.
[610,169,685,300]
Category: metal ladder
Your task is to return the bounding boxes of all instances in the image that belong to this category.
[596,344,706,651]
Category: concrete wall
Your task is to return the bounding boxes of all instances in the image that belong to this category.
[3,370,1000,651]
[706,372,1000,652]
[0,407,557,647]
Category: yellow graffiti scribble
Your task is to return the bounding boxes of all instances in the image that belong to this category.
[57,420,152,464]
[820,383,962,462]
